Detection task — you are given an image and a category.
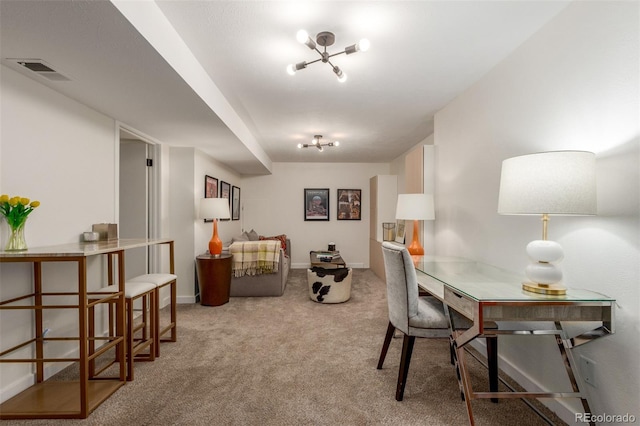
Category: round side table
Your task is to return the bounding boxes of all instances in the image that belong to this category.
[196,253,232,306]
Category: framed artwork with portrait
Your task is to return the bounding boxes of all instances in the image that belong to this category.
[337,189,361,220]
[232,185,240,221]
[304,188,329,221]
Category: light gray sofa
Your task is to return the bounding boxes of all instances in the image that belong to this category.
[229,239,291,297]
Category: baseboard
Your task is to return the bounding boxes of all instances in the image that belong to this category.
[177,295,196,304]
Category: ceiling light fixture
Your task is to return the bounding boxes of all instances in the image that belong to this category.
[297,135,340,152]
[287,30,369,82]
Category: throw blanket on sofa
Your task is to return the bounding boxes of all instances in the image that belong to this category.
[229,240,281,278]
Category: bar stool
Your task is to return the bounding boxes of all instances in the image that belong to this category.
[128,273,177,357]
[89,281,157,381]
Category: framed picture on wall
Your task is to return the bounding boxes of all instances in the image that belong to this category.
[232,186,241,221]
[304,188,329,221]
[203,175,218,222]
[205,175,218,199]
[220,181,231,221]
[395,219,406,244]
[337,189,361,220]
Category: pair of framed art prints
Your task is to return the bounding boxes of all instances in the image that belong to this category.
[204,179,361,223]
[205,175,240,221]
[305,188,361,221]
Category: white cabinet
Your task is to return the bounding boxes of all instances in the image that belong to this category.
[369,175,397,278]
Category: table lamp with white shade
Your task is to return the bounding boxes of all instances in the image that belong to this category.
[199,198,231,256]
[497,151,597,295]
[395,193,435,256]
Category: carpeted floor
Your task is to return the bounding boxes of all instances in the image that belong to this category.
[4,269,566,426]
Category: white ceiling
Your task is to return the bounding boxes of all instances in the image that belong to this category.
[0,0,570,175]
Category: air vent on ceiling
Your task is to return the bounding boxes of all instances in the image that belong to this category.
[9,59,71,81]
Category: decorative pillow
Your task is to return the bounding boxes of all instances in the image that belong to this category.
[259,234,287,252]
[247,229,259,241]
[232,233,249,243]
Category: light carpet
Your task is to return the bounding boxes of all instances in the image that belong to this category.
[5,268,566,426]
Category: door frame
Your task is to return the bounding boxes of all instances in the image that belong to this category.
[115,122,162,272]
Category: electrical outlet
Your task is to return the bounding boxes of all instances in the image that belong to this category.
[580,355,596,387]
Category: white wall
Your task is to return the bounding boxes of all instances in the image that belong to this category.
[0,65,117,401]
[169,146,242,303]
[390,135,436,254]
[433,2,639,422]
[241,162,390,268]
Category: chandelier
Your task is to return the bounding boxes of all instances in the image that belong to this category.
[297,135,340,152]
[287,30,370,82]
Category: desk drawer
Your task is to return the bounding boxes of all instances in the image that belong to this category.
[444,288,475,319]
[416,272,444,300]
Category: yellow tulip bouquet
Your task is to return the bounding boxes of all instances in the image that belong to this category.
[0,194,40,251]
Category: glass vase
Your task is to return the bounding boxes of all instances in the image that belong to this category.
[5,221,28,251]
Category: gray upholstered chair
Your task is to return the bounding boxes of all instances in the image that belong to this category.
[377,241,499,402]
[377,241,451,401]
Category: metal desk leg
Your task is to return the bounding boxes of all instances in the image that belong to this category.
[555,322,594,426]
[453,331,476,426]
[486,336,498,403]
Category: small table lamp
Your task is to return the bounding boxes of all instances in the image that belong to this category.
[498,151,597,295]
[396,193,435,256]
[199,198,231,256]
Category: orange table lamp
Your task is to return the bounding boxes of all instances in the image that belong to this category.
[199,198,230,255]
[395,193,435,256]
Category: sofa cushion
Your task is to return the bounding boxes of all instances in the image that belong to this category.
[259,234,287,252]
[246,229,260,241]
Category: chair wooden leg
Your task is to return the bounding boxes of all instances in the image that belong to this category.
[377,321,395,369]
[396,334,415,401]
[486,336,498,403]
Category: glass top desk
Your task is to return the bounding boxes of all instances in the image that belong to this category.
[413,255,615,426]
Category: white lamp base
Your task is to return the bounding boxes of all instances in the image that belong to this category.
[523,240,566,295]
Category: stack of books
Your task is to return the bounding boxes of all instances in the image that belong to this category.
[317,251,340,262]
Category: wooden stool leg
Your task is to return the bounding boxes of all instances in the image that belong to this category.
[154,287,161,357]
[88,303,96,378]
[170,280,177,342]
[126,298,134,381]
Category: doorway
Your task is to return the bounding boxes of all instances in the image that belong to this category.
[119,127,156,279]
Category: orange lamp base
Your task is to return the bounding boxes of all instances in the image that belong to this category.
[407,219,424,256]
[208,219,223,255]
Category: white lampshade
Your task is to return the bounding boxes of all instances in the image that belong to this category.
[199,198,230,220]
[498,151,597,216]
[497,150,597,295]
[396,193,435,220]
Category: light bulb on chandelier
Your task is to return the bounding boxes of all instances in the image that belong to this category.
[297,135,340,151]
[287,30,368,82]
